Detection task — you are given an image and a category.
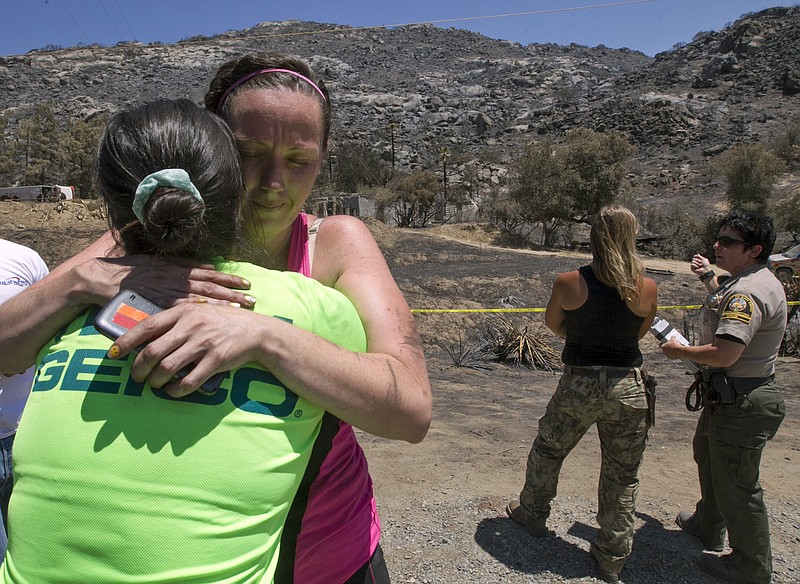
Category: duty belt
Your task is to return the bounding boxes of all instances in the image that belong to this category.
[563,365,638,383]
[686,372,774,412]
[727,375,774,394]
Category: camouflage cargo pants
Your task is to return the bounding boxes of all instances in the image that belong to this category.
[519,367,649,572]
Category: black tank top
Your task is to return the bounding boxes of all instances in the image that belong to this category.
[561,265,644,367]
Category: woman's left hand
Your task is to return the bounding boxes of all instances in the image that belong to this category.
[109,303,267,397]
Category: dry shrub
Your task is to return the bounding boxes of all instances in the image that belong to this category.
[780,320,800,357]
[681,314,700,346]
[444,317,561,372]
[444,333,493,371]
[482,317,561,371]
[780,277,800,356]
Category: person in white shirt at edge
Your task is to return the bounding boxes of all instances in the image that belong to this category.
[0,239,48,561]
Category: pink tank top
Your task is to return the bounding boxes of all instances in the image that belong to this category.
[285,213,381,584]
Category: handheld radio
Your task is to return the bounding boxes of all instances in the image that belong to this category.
[95,290,224,395]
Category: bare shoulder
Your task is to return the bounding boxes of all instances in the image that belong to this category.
[628,276,659,318]
[553,269,583,289]
[317,215,376,242]
[642,276,659,301]
[552,270,586,310]
[312,216,388,287]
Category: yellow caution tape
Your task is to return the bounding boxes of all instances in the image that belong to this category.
[411,307,546,314]
[411,301,800,313]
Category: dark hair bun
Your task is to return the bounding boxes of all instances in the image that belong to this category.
[140,186,207,255]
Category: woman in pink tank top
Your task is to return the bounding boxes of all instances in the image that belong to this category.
[282,212,382,583]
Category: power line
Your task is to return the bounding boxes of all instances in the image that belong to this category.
[376,0,661,30]
[114,0,137,40]
[228,0,661,42]
[32,0,662,55]
[97,0,124,40]
[52,0,92,45]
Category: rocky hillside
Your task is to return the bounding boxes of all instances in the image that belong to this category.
[1,7,798,211]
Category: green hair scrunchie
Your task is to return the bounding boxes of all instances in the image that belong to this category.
[133,168,204,223]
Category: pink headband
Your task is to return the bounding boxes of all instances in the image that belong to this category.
[217,68,328,109]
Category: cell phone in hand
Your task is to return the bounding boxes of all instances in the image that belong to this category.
[94,290,224,396]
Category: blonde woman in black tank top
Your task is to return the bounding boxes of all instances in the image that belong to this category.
[506,205,658,583]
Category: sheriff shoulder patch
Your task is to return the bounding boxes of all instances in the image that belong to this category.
[720,293,753,324]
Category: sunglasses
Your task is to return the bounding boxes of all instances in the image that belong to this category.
[715,236,749,247]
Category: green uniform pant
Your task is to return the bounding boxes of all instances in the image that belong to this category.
[691,381,785,584]
[519,368,649,571]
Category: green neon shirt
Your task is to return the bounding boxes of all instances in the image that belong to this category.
[3,261,366,584]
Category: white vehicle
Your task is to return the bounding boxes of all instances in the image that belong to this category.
[0,184,75,202]
[768,242,800,283]
[54,185,75,200]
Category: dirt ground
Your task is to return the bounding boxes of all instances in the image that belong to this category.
[2,202,798,582]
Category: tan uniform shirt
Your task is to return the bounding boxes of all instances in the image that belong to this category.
[699,264,787,377]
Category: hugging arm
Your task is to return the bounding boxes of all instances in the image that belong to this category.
[0,233,116,374]
[114,217,433,443]
[0,231,254,375]
[318,217,432,442]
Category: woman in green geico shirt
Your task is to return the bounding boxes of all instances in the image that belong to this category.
[2,99,366,584]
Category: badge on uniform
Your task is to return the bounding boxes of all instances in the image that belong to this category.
[720,293,753,324]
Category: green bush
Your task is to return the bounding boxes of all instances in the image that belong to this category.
[712,143,783,215]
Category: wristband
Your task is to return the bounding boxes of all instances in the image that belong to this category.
[699,270,715,282]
